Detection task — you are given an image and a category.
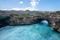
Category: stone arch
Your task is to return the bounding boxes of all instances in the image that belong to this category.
[34,18,52,25]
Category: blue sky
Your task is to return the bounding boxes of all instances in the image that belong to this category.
[0,0,60,11]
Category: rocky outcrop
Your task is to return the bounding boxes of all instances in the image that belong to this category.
[0,10,60,33]
[0,16,10,28]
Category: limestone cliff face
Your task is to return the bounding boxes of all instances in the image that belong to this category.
[54,20,60,32]
[0,11,60,33]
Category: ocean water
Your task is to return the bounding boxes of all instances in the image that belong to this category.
[0,23,60,40]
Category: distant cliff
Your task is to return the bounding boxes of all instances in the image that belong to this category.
[0,10,60,32]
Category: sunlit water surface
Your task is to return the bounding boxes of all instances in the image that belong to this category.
[0,23,60,40]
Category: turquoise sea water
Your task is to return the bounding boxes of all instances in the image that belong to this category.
[0,23,60,40]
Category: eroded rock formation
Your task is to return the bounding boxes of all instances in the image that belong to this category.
[0,10,60,32]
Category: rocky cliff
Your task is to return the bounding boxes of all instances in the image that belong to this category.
[0,10,60,33]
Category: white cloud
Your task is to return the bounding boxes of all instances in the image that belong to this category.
[30,0,39,7]
[30,1,38,7]
[1,7,38,11]
[1,0,40,11]
[12,8,23,10]
[24,7,37,11]
[19,1,24,4]
[0,8,23,11]
[12,7,37,11]
[0,9,7,10]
